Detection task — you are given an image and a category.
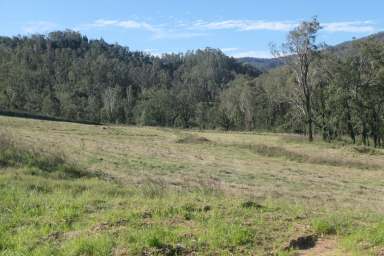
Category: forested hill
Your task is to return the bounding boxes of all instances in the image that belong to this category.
[236,57,284,72]
[238,31,384,71]
[0,31,260,127]
[1,29,384,146]
[327,31,384,56]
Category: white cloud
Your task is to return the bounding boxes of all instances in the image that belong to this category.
[194,19,377,33]
[143,48,162,56]
[69,18,379,43]
[22,21,58,34]
[21,19,379,38]
[221,47,239,52]
[91,19,119,27]
[90,19,159,33]
[322,21,375,33]
[194,20,296,31]
[85,19,205,39]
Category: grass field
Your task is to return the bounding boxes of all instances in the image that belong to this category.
[1,116,384,255]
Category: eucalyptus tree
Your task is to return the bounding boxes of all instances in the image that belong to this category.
[274,17,322,141]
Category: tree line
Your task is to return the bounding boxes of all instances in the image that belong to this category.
[273,17,384,147]
[0,22,383,147]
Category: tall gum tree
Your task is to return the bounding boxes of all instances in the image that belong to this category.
[274,17,322,141]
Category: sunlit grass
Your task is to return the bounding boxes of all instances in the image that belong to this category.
[1,116,384,255]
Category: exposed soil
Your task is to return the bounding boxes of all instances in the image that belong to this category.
[297,237,347,256]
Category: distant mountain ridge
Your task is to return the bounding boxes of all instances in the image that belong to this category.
[236,57,284,72]
[237,31,384,71]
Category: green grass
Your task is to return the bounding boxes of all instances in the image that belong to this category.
[1,116,384,255]
[0,169,306,255]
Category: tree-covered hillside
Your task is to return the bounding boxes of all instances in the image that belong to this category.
[236,57,284,72]
[0,24,384,147]
[0,30,260,128]
[238,32,384,71]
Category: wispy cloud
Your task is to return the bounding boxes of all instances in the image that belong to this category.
[194,20,295,31]
[90,19,159,33]
[322,21,375,33]
[24,18,377,43]
[75,18,378,42]
[143,48,162,56]
[221,47,240,52]
[22,21,58,34]
[194,19,377,33]
[82,19,206,39]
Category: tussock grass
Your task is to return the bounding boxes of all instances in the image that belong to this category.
[0,130,297,255]
[1,117,384,255]
[0,131,90,179]
[353,145,384,155]
[140,177,168,198]
[0,171,308,255]
[176,134,210,144]
[238,143,380,169]
[280,133,312,144]
[343,221,384,255]
[311,214,353,236]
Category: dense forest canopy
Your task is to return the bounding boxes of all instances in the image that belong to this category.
[0,21,384,147]
[0,30,261,129]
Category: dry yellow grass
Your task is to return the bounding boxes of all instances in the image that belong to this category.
[1,116,384,212]
[1,116,384,255]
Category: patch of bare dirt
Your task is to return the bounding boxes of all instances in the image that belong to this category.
[112,247,130,256]
[43,218,130,243]
[141,243,191,256]
[376,248,384,256]
[296,237,348,256]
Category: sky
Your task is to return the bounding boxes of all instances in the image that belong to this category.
[1,0,383,58]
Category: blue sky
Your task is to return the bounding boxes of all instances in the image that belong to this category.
[1,0,383,58]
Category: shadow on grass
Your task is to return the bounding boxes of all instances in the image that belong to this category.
[0,131,94,179]
[234,143,380,170]
[176,134,211,144]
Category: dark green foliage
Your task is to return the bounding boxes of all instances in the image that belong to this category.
[0,31,260,128]
[237,57,285,71]
[311,39,384,147]
[0,29,383,147]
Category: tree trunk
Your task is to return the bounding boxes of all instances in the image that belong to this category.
[343,101,355,144]
[346,114,356,144]
[362,120,368,146]
[305,93,314,142]
[308,118,314,142]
